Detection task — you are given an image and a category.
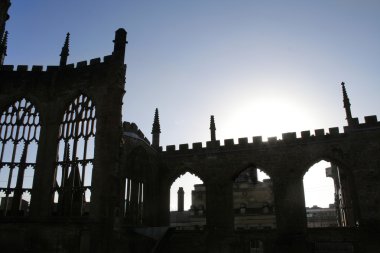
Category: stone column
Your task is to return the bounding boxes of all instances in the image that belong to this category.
[157,181,170,226]
[205,178,234,231]
[89,87,124,253]
[272,172,308,253]
[29,108,60,218]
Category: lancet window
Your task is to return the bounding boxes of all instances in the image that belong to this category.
[0,99,40,216]
[124,178,144,224]
[53,94,96,216]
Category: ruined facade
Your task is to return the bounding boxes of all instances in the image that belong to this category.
[1,2,380,252]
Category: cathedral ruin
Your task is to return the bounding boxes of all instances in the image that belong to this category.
[0,1,380,252]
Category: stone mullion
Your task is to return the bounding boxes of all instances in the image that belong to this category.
[29,110,60,218]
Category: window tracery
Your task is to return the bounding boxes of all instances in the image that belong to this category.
[0,99,40,216]
[53,94,96,216]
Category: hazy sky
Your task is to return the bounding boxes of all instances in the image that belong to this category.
[3,1,380,210]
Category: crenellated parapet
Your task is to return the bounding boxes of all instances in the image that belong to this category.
[0,28,127,102]
[0,55,115,72]
[163,115,380,154]
[344,115,380,131]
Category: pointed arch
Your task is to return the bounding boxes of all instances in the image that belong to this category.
[232,163,276,230]
[231,162,272,181]
[53,94,96,216]
[302,155,359,227]
[0,98,41,216]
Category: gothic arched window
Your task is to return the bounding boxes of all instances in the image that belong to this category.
[0,99,40,216]
[53,94,96,216]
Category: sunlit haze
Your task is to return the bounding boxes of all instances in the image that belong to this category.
[4,0,380,210]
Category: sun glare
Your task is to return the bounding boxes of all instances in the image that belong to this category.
[220,97,317,141]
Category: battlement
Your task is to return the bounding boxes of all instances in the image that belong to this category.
[0,55,115,73]
[163,115,380,153]
[345,116,380,131]
[122,121,150,145]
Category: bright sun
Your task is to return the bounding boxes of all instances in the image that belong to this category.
[220,97,317,141]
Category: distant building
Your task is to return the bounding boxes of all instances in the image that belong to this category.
[306,204,338,228]
[170,168,276,230]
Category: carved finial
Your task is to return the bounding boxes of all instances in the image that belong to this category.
[0,30,8,65]
[60,32,70,66]
[341,82,353,125]
[210,115,216,141]
[151,108,161,149]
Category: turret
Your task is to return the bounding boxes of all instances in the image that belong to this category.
[59,32,70,67]
[151,108,161,149]
[341,82,353,126]
[0,30,8,65]
[113,28,127,62]
[210,115,216,141]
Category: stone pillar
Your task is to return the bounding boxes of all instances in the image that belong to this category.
[143,177,160,226]
[29,108,60,218]
[177,187,184,212]
[205,177,234,253]
[273,174,307,231]
[90,89,125,252]
[272,173,308,253]
[206,178,234,231]
[157,181,170,226]
[90,29,127,253]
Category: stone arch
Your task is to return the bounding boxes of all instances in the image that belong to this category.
[0,94,44,124]
[167,167,207,228]
[56,90,97,123]
[301,154,351,177]
[167,167,206,187]
[231,161,272,181]
[231,162,276,230]
[302,153,359,227]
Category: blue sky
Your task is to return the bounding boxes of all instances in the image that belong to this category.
[5,1,380,146]
[3,1,380,209]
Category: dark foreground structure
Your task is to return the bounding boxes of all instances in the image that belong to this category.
[0,2,379,252]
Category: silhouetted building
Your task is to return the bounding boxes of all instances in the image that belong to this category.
[1,2,380,253]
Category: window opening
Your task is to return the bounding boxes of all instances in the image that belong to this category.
[53,95,95,216]
[0,99,40,216]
